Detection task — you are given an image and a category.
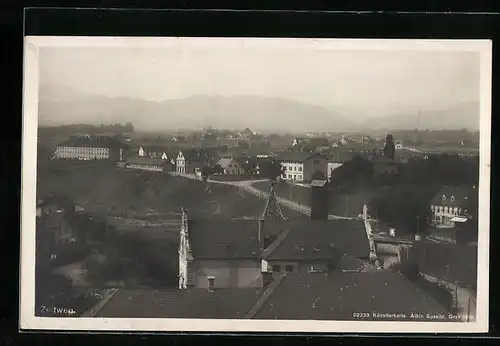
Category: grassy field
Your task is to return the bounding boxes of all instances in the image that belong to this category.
[252,181,375,218]
[37,161,306,221]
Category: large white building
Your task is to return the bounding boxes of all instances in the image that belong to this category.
[54,135,124,161]
[278,152,328,182]
[430,186,473,228]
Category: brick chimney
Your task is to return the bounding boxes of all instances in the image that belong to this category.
[207,276,215,292]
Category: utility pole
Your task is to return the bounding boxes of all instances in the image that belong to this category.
[345,195,348,217]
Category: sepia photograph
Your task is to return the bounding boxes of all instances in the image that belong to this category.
[21,36,491,333]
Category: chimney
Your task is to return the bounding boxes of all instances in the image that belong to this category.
[310,183,329,220]
[207,276,215,292]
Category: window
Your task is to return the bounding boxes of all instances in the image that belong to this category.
[442,195,446,201]
[272,265,282,272]
[298,167,302,172]
[285,265,294,272]
[314,159,319,164]
[298,175,302,180]
[451,196,456,202]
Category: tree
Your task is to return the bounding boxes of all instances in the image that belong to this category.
[201,164,223,182]
[259,159,285,181]
[383,134,395,160]
[369,185,432,234]
[329,155,374,187]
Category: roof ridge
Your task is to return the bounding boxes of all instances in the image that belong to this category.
[262,226,292,259]
[81,288,121,317]
[245,273,287,319]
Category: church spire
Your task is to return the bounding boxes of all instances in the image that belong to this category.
[261,182,286,221]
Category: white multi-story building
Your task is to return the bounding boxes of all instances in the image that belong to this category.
[53,135,124,161]
[278,152,328,182]
[430,186,472,228]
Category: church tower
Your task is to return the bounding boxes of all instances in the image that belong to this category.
[178,207,194,289]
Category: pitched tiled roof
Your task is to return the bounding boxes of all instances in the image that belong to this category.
[189,219,261,260]
[277,152,326,163]
[253,268,450,320]
[216,158,234,169]
[263,219,370,261]
[94,288,262,318]
[59,136,124,149]
[430,186,473,208]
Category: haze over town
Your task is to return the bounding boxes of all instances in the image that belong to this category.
[38,42,480,132]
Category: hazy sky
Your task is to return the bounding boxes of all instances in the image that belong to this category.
[39,39,481,120]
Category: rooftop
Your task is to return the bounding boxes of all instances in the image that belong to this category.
[430,185,474,208]
[216,158,235,169]
[94,288,262,318]
[253,267,451,320]
[277,152,326,163]
[263,219,370,261]
[188,219,261,260]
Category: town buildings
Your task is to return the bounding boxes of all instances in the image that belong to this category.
[430,186,472,227]
[278,152,328,182]
[138,145,177,165]
[176,149,210,175]
[53,135,125,161]
[216,157,245,175]
[261,219,370,274]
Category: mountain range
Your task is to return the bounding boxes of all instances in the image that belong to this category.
[363,101,480,131]
[38,84,480,132]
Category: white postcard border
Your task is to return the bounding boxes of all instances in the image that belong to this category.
[20,36,492,333]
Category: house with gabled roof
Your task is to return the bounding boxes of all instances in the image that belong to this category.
[178,184,288,290]
[175,149,211,175]
[430,185,475,228]
[260,219,371,275]
[277,152,328,182]
[216,157,244,175]
[138,145,177,165]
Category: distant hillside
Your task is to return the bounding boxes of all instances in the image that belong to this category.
[38,84,360,133]
[363,101,480,131]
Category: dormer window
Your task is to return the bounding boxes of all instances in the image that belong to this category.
[442,195,446,201]
[450,196,456,202]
